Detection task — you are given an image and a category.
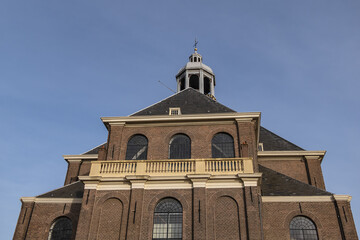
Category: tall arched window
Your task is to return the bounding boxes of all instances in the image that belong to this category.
[48,217,72,240]
[212,132,235,158]
[189,75,199,90]
[126,134,148,160]
[169,134,191,159]
[290,216,318,240]
[153,198,183,240]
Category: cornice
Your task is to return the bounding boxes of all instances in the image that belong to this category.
[258,151,326,157]
[258,151,326,163]
[20,197,82,204]
[262,196,333,202]
[80,173,263,190]
[101,112,261,126]
[63,154,98,161]
[333,195,352,202]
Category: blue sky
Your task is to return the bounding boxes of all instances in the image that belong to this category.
[1,0,359,238]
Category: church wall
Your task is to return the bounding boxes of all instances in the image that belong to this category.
[74,187,258,240]
[106,123,252,160]
[65,160,94,185]
[13,201,35,239]
[335,199,359,240]
[87,190,131,240]
[262,201,344,240]
[306,158,326,190]
[78,160,92,177]
[65,161,82,185]
[16,202,81,239]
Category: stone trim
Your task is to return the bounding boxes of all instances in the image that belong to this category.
[262,196,332,202]
[102,112,261,125]
[63,154,98,160]
[20,197,82,204]
[333,195,352,202]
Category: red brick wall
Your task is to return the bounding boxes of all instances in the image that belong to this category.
[14,202,81,240]
[74,187,260,240]
[262,201,345,240]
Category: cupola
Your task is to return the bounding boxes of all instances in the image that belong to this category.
[176,47,216,99]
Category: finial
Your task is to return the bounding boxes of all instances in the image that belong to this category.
[194,38,198,52]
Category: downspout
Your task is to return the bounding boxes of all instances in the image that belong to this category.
[303,157,312,185]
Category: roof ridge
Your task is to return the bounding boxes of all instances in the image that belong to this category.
[259,164,332,195]
[260,126,304,150]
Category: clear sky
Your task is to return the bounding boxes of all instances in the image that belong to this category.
[1,0,359,238]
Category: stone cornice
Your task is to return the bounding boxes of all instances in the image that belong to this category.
[262,196,333,202]
[80,173,263,190]
[63,154,98,161]
[20,197,82,204]
[101,112,261,126]
[258,151,326,157]
[333,195,352,202]
[258,151,326,163]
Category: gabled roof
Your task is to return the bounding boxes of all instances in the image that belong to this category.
[82,89,304,154]
[260,127,304,151]
[131,88,235,116]
[37,181,84,198]
[260,165,331,196]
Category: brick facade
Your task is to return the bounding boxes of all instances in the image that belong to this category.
[13,88,358,239]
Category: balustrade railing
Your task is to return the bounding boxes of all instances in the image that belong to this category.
[89,158,253,177]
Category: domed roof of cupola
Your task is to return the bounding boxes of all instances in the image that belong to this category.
[176,50,214,76]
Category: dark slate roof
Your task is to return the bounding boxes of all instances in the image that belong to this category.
[260,165,331,196]
[83,143,107,155]
[37,181,84,198]
[260,127,304,151]
[131,88,236,116]
[82,90,304,154]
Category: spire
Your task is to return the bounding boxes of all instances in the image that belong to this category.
[175,42,216,99]
[194,38,198,52]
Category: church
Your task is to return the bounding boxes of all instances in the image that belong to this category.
[14,48,358,240]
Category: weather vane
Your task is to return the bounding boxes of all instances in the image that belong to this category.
[194,38,198,51]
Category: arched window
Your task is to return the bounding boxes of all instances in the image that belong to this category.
[212,132,235,158]
[153,198,183,240]
[189,75,199,90]
[204,77,211,95]
[290,216,318,240]
[169,134,191,159]
[48,217,72,240]
[126,134,148,160]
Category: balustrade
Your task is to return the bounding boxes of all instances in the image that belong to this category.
[89,158,253,177]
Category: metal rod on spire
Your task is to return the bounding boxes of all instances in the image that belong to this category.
[194,38,198,52]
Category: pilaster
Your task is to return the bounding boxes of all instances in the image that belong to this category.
[126,177,148,240]
[13,199,35,240]
[75,189,96,239]
[106,123,125,160]
[188,175,209,240]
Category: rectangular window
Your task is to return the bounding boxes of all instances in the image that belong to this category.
[169,108,181,116]
[258,143,264,151]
